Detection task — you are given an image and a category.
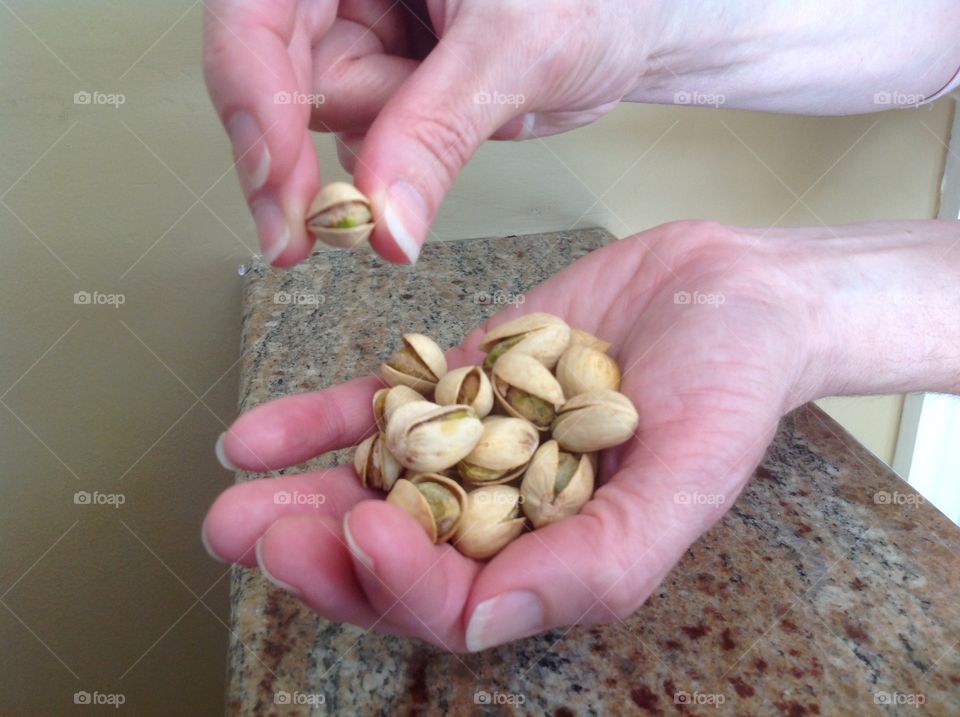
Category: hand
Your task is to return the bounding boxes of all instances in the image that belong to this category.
[203,220,832,651]
[202,0,654,266]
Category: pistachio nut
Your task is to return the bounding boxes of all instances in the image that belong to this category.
[385,401,484,472]
[551,389,639,453]
[555,344,621,398]
[306,182,374,249]
[373,385,425,433]
[353,433,402,491]
[491,352,565,431]
[380,333,448,394]
[452,485,526,559]
[521,440,594,527]
[386,474,467,543]
[479,312,571,370]
[458,416,539,485]
[434,365,494,418]
[569,328,611,353]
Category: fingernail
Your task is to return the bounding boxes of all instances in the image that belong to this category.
[227,111,270,193]
[466,590,545,652]
[255,537,301,596]
[214,432,238,471]
[201,522,225,563]
[251,198,290,265]
[343,511,375,572]
[384,180,427,264]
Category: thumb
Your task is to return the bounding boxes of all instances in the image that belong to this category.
[354,26,529,264]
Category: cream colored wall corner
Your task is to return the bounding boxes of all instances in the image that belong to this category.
[0,2,950,713]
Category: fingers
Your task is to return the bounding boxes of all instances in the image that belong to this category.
[354,22,528,264]
[216,376,381,472]
[202,466,376,566]
[343,500,480,650]
[203,0,326,265]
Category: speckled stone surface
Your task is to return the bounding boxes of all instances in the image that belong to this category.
[226,229,960,717]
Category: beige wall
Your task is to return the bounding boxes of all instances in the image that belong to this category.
[1,3,950,714]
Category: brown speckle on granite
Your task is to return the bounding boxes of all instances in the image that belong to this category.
[227,229,960,716]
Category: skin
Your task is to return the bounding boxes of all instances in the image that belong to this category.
[202,1,960,651]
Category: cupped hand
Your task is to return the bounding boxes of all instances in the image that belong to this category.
[203,221,827,652]
[202,1,653,265]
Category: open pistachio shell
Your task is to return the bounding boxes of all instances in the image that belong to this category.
[521,440,594,528]
[555,344,621,398]
[453,485,526,559]
[458,416,539,485]
[353,433,402,491]
[385,401,484,472]
[434,366,494,418]
[380,333,448,394]
[551,389,639,453]
[479,312,571,369]
[491,352,565,431]
[306,182,374,249]
[569,328,611,353]
[386,474,467,543]
[374,385,425,432]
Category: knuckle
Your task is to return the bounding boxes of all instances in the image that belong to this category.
[400,110,479,190]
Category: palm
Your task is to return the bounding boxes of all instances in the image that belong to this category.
[205,222,810,651]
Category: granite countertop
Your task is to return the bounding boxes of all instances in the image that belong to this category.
[226,228,960,716]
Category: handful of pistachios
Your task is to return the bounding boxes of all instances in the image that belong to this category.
[353,313,638,559]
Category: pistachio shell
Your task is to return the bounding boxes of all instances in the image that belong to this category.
[555,345,621,398]
[386,401,484,472]
[306,182,374,249]
[569,328,611,353]
[479,312,571,369]
[521,440,594,527]
[380,333,448,394]
[453,485,526,559]
[434,366,494,418]
[458,416,539,485]
[353,433,401,491]
[551,389,639,453]
[374,385,425,432]
[386,474,467,543]
[491,352,565,430]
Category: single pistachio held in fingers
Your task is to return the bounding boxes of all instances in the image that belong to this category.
[386,401,484,472]
[386,474,467,543]
[457,416,539,485]
[452,485,526,559]
[479,312,571,370]
[491,352,565,431]
[521,440,595,528]
[380,333,448,394]
[353,433,402,492]
[569,327,611,353]
[373,385,425,433]
[306,182,374,249]
[551,389,639,453]
[434,365,494,418]
[555,344,621,398]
